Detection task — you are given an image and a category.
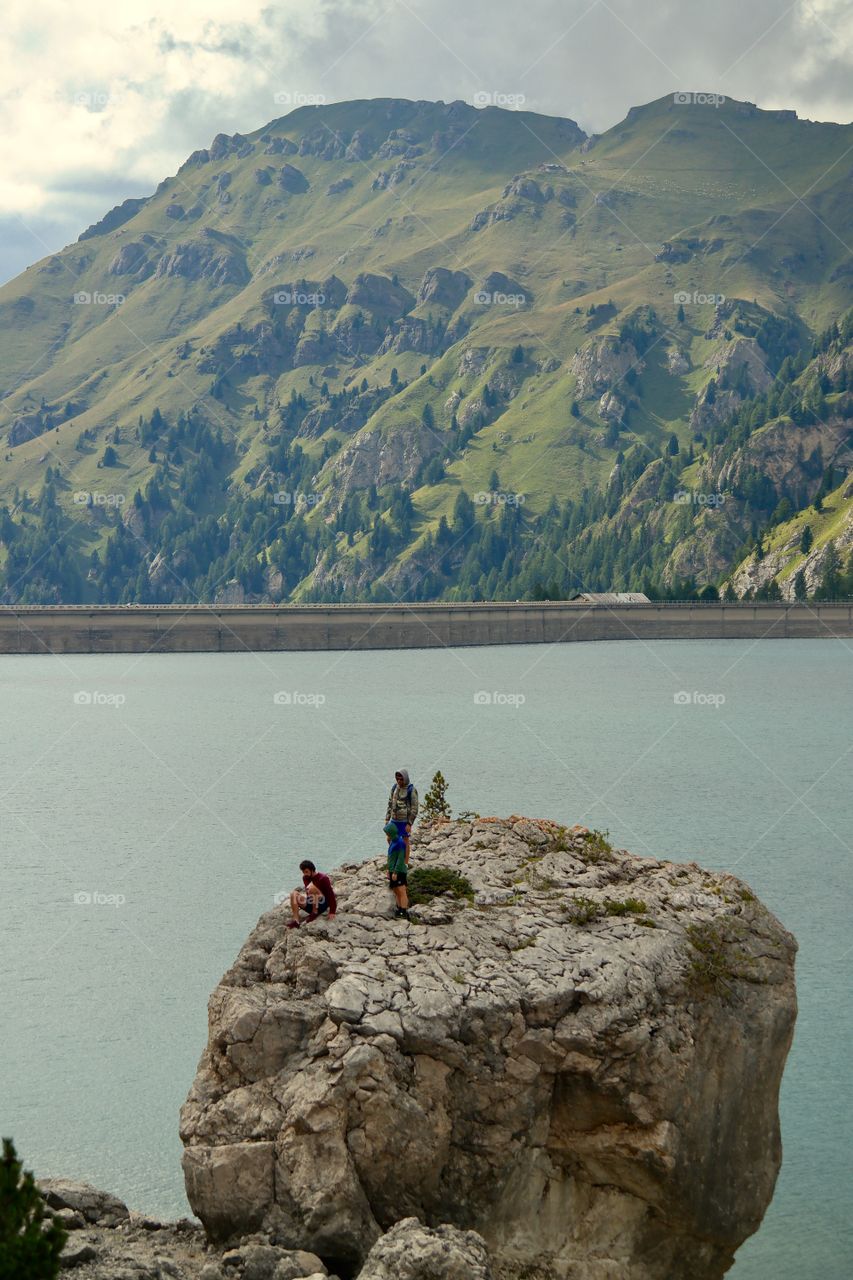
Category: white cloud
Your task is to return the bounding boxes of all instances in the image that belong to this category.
[0,0,851,281]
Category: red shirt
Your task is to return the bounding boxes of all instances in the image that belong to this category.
[304,871,337,914]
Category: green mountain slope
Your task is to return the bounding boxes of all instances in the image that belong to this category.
[1,93,852,603]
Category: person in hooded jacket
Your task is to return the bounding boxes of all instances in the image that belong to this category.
[385,768,418,864]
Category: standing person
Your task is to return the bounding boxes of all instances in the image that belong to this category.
[385,769,418,864]
[286,860,337,929]
[384,821,410,920]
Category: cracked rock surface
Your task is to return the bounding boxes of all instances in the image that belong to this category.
[180,817,797,1280]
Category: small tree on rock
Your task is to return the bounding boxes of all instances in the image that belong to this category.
[0,1138,67,1279]
[422,770,451,822]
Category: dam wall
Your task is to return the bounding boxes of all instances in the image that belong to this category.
[0,601,851,654]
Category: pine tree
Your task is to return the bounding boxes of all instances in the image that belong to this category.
[422,770,451,822]
[0,1138,67,1279]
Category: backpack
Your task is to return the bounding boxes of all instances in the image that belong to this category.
[390,782,414,812]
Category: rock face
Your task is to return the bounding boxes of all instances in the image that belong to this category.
[181,817,797,1280]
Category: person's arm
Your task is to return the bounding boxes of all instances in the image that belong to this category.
[320,873,337,917]
[408,786,419,823]
[385,786,394,823]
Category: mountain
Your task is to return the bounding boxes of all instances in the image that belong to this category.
[1,94,852,604]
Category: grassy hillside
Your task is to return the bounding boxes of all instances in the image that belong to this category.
[1,93,851,603]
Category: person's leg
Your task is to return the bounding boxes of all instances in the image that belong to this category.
[393,879,410,917]
[287,891,306,928]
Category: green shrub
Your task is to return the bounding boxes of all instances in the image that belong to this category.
[0,1138,67,1280]
[604,897,648,917]
[685,921,742,996]
[408,866,474,905]
[576,829,613,862]
[565,895,601,925]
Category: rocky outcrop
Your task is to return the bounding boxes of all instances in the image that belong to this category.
[378,317,444,356]
[729,497,853,599]
[279,164,310,194]
[345,273,415,316]
[323,420,441,497]
[108,242,153,278]
[37,1178,329,1279]
[571,336,642,398]
[181,817,797,1280]
[37,1181,491,1280]
[78,197,148,242]
[416,268,471,311]
[8,409,52,447]
[155,231,251,287]
[358,1220,492,1280]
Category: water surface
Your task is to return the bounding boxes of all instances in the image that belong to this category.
[1,639,851,1277]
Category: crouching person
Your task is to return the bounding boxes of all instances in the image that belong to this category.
[384,821,410,921]
[286,860,337,929]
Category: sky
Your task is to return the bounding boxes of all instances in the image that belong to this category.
[1,0,851,284]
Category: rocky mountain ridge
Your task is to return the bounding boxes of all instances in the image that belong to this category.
[1,94,851,603]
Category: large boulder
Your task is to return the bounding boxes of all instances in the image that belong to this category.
[38,1178,129,1226]
[181,817,797,1280]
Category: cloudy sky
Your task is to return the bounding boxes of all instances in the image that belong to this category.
[1,0,851,283]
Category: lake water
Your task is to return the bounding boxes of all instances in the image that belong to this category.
[1,639,851,1277]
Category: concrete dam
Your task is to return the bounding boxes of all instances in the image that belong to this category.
[0,601,851,654]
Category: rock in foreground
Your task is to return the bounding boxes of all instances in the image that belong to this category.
[181,818,797,1280]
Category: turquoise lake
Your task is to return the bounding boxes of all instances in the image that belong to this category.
[1,639,851,1277]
